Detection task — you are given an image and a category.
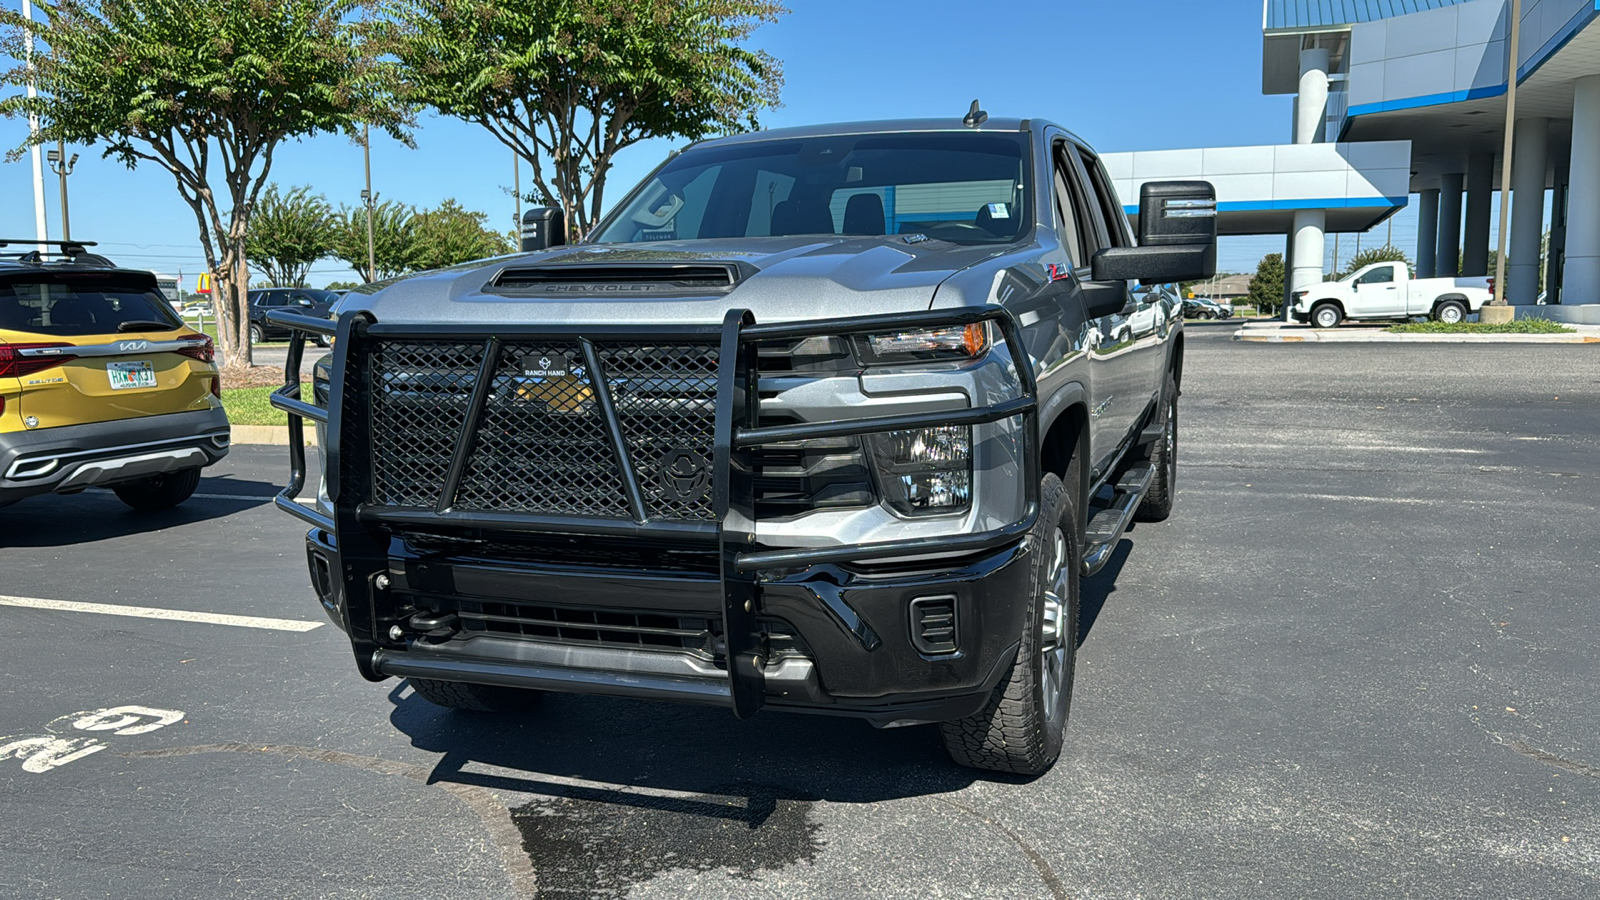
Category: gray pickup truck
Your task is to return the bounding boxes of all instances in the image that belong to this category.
[270,114,1214,775]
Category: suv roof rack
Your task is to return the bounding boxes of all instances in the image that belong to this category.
[0,239,115,268]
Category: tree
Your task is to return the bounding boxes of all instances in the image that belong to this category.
[1,0,407,368]
[410,199,515,271]
[332,199,418,281]
[1248,253,1285,317]
[246,185,337,288]
[384,0,785,236]
[325,280,362,291]
[1343,244,1411,278]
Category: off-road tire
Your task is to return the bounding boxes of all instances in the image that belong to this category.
[1136,371,1178,522]
[1311,303,1343,329]
[248,323,264,344]
[407,677,542,713]
[940,473,1078,775]
[111,468,202,511]
[1434,300,1467,324]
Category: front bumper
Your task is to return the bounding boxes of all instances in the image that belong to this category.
[269,304,1039,723]
[1289,308,1310,323]
[0,408,230,505]
[305,526,1031,726]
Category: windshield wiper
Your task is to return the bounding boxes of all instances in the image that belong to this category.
[117,320,175,332]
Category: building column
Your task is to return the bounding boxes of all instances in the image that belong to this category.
[1508,118,1549,304]
[1437,172,1464,277]
[1417,188,1441,278]
[1462,151,1495,276]
[1291,209,1327,294]
[1295,49,1331,145]
[1287,47,1331,316]
[1563,75,1600,305]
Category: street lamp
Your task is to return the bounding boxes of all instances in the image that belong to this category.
[362,123,376,282]
[46,141,79,242]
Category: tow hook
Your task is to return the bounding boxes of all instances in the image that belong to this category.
[407,611,459,639]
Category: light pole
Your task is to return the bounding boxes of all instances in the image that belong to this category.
[513,148,522,234]
[1487,0,1524,318]
[46,141,79,241]
[362,123,376,282]
[22,0,48,253]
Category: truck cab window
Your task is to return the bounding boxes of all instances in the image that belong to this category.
[1357,265,1395,284]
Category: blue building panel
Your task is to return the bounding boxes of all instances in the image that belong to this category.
[1265,0,1474,31]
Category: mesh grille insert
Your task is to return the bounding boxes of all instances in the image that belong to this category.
[365,337,720,521]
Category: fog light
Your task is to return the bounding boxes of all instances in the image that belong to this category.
[867,425,971,515]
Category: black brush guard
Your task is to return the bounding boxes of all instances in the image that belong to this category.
[266,306,1039,717]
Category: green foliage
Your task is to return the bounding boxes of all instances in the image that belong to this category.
[324,280,362,291]
[1248,253,1285,317]
[246,185,337,287]
[411,199,515,271]
[1342,244,1411,277]
[0,0,408,366]
[1386,319,1572,334]
[332,199,418,281]
[383,0,785,234]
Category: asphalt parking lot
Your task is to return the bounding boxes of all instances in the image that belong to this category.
[3,325,1597,899]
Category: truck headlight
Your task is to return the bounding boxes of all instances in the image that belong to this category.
[857,324,987,364]
[866,425,972,515]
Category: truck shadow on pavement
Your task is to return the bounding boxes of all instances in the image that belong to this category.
[380,541,1137,898]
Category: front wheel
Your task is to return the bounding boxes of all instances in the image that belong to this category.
[941,473,1078,775]
[248,323,264,344]
[1311,303,1343,329]
[112,468,201,511]
[1434,300,1467,324]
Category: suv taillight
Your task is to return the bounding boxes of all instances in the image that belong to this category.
[0,343,77,378]
[176,335,215,363]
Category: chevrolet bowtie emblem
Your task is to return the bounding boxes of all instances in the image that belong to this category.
[517,372,594,413]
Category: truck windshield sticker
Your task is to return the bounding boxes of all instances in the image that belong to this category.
[987,202,1010,219]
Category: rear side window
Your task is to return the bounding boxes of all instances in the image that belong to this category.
[0,273,183,337]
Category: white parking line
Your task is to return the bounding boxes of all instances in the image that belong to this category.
[0,594,323,632]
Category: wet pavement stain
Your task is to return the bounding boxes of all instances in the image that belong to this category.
[511,782,823,898]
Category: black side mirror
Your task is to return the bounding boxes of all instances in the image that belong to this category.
[520,207,567,252]
[1091,181,1217,284]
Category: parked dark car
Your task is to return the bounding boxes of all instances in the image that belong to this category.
[1182,296,1232,319]
[247,288,336,345]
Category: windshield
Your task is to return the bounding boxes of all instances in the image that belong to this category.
[0,272,184,336]
[592,132,1032,246]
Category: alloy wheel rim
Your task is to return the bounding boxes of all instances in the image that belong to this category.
[1443,306,1462,323]
[1317,310,1337,327]
[1040,526,1071,721]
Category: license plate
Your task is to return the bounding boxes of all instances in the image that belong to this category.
[108,360,158,390]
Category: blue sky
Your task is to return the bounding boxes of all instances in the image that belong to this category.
[2,0,1427,286]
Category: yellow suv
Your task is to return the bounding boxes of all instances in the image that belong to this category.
[0,241,229,510]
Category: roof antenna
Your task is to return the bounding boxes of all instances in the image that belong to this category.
[962,99,988,128]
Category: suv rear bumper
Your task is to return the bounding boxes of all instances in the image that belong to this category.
[0,408,230,505]
[305,527,1032,727]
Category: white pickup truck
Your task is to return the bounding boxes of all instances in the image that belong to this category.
[1290,261,1491,328]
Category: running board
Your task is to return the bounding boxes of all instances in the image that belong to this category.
[1081,463,1154,576]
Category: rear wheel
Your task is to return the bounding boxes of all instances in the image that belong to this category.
[111,468,201,511]
[1434,300,1467,324]
[1311,303,1343,328]
[941,473,1077,775]
[1136,371,1178,522]
[248,323,264,344]
[408,678,542,713]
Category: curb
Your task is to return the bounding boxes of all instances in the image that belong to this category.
[1232,329,1600,344]
[231,424,317,446]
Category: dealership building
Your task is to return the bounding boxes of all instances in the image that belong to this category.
[1107,0,1600,320]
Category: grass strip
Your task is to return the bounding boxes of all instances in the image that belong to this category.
[1386,319,1574,335]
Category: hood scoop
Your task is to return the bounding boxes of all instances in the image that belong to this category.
[490,262,741,294]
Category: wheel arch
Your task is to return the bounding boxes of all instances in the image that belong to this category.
[1039,394,1090,540]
